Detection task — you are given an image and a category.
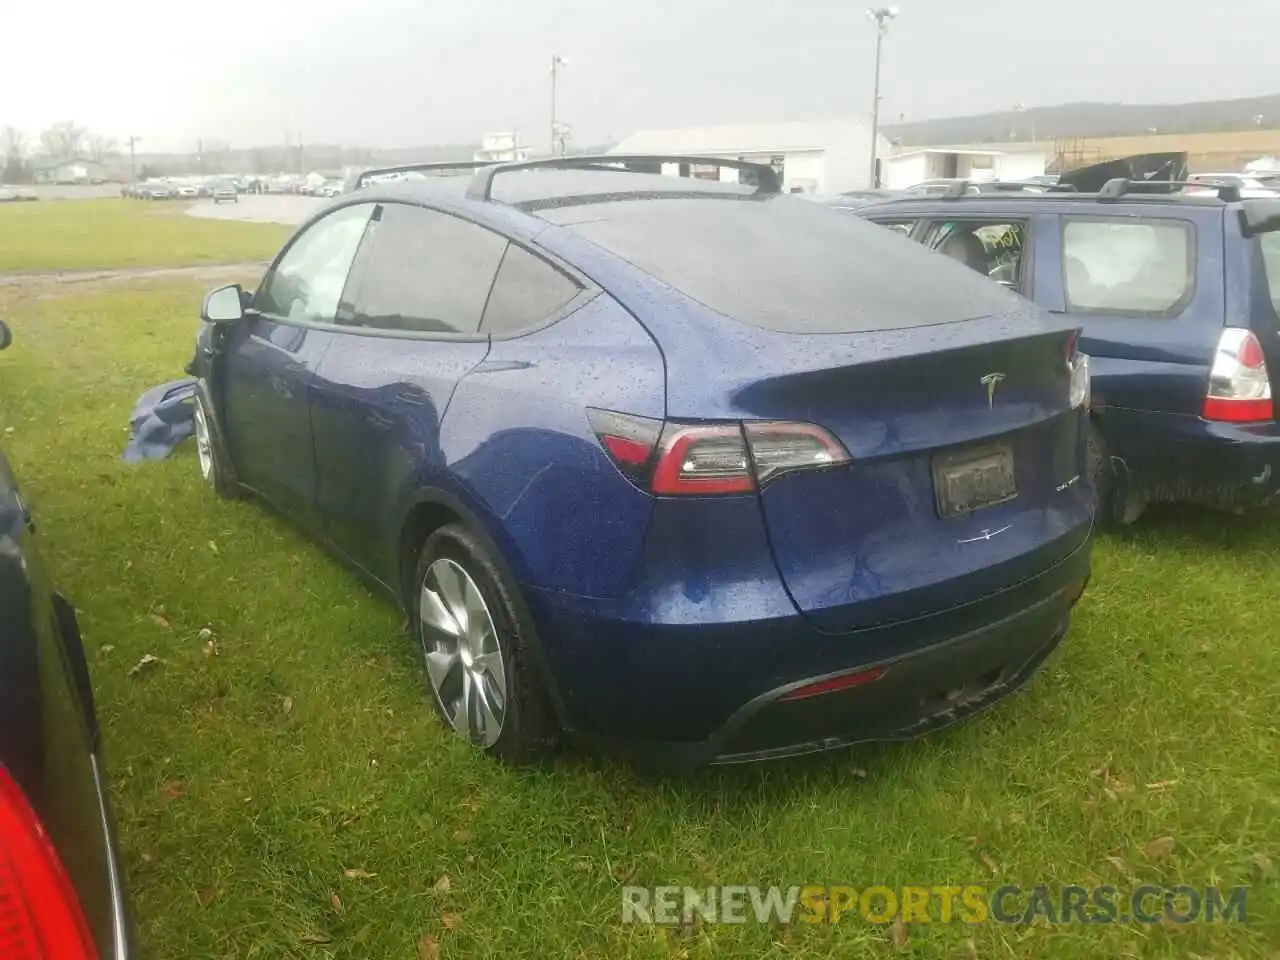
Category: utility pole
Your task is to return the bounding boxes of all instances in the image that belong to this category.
[867,7,898,188]
[550,55,568,156]
[126,135,141,182]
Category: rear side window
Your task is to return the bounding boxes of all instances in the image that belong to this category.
[1261,233,1280,318]
[1062,218,1194,317]
[481,244,582,335]
[346,203,507,334]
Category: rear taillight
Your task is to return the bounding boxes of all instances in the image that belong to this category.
[1203,328,1273,423]
[0,766,98,959]
[588,409,851,496]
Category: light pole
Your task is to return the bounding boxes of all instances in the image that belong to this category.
[867,6,898,188]
[550,55,569,156]
[126,135,141,183]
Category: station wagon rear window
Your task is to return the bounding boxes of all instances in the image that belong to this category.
[1061,218,1194,317]
[539,196,1023,333]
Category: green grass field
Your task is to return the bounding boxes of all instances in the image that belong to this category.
[0,203,1276,959]
[0,198,289,272]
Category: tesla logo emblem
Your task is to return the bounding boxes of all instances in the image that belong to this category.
[981,372,1005,408]
[958,525,1011,544]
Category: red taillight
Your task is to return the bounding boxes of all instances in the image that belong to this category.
[651,424,755,495]
[779,666,887,702]
[588,409,851,496]
[0,766,98,960]
[1203,328,1273,423]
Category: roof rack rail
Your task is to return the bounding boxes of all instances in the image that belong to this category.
[464,154,782,202]
[939,179,1073,198]
[1096,178,1242,202]
[346,160,492,191]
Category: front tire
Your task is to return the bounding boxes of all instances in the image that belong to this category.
[192,392,238,499]
[412,523,557,764]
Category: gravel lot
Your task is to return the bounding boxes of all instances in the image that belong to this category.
[184,195,322,225]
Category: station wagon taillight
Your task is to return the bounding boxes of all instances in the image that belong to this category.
[1065,331,1090,409]
[588,409,851,495]
[0,766,98,959]
[1203,328,1273,423]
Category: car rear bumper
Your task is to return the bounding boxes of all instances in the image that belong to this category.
[1103,407,1280,507]
[524,530,1092,767]
[705,579,1080,765]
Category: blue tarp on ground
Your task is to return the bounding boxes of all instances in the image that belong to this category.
[122,378,196,462]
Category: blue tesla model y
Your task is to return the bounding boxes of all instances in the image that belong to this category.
[190,156,1094,767]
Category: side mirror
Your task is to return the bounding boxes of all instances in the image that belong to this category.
[0,320,11,350]
[201,284,245,324]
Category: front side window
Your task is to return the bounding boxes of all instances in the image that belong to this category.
[255,203,373,323]
[1062,218,1193,317]
[347,203,507,334]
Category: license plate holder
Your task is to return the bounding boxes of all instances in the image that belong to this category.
[933,443,1017,519]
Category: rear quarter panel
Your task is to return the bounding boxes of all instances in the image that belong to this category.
[434,296,665,598]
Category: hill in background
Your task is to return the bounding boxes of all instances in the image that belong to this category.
[883,93,1280,146]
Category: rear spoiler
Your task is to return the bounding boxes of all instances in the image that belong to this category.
[1238,199,1280,237]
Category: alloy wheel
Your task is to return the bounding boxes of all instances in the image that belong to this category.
[193,401,213,482]
[419,558,508,747]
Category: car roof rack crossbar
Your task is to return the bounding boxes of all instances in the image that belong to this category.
[1097,178,1242,202]
[347,161,493,191]
[465,154,782,202]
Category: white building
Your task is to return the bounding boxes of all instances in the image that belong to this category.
[474,133,531,165]
[609,119,892,194]
[880,148,1048,190]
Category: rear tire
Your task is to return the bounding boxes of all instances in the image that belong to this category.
[411,523,558,764]
[1087,419,1144,527]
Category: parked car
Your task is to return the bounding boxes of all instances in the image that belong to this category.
[140,182,173,200]
[318,180,343,198]
[175,184,200,199]
[189,157,1093,767]
[0,187,38,202]
[212,182,239,204]
[856,179,1280,524]
[0,319,134,957]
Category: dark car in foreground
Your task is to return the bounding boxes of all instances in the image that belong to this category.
[190,155,1093,767]
[0,319,132,957]
[856,178,1280,525]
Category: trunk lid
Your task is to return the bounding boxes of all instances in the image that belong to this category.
[668,309,1092,634]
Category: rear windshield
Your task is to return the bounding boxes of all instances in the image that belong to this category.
[536,195,1023,333]
[1262,233,1280,317]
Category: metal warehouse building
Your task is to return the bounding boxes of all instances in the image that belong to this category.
[609,118,892,195]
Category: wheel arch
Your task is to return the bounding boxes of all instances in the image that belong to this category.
[395,486,570,728]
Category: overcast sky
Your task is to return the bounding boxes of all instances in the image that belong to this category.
[4,0,1280,154]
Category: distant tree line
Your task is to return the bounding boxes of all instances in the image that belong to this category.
[1,121,119,183]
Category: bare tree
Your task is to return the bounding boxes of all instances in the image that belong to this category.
[2,126,27,182]
[87,134,118,163]
[39,121,88,161]
[2,127,23,162]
